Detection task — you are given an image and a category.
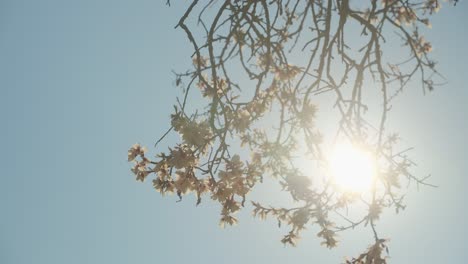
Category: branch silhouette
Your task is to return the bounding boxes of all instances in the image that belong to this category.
[129,0,457,262]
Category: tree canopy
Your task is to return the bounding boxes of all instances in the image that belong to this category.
[128,0,457,262]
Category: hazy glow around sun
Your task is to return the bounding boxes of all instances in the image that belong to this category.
[328,143,376,192]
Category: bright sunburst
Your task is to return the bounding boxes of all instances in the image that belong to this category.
[328,143,376,192]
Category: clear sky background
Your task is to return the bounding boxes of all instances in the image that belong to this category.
[1,0,468,263]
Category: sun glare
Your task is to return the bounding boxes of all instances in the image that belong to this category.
[328,143,376,192]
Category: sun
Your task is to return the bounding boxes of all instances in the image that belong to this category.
[328,143,376,192]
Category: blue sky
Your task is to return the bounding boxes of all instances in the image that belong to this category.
[1,0,468,263]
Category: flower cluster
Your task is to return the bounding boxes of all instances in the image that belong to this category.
[256,53,273,70]
[346,240,389,264]
[129,0,452,259]
[408,34,433,57]
[394,6,417,26]
[128,144,150,182]
[127,143,147,162]
[214,155,251,227]
[192,56,209,69]
[230,109,251,133]
[196,76,229,98]
[424,0,442,14]
[171,113,212,152]
[297,101,317,128]
[274,64,302,81]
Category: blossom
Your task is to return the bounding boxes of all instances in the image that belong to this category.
[220,155,244,180]
[410,35,433,57]
[168,144,198,169]
[395,7,417,25]
[171,113,213,151]
[153,159,170,180]
[180,120,212,150]
[297,102,317,128]
[153,178,175,195]
[231,109,251,133]
[421,18,432,28]
[173,170,194,195]
[283,174,312,200]
[281,231,300,246]
[232,29,246,46]
[381,0,397,7]
[219,213,238,228]
[368,202,383,221]
[290,208,310,231]
[274,64,301,81]
[192,56,208,68]
[197,76,228,98]
[127,143,147,162]
[317,228,338,249]
[131,158,150,182]
[425,0,441,14]
[256,53,273,70]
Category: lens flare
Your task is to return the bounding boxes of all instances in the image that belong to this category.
[328,143,376,192]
